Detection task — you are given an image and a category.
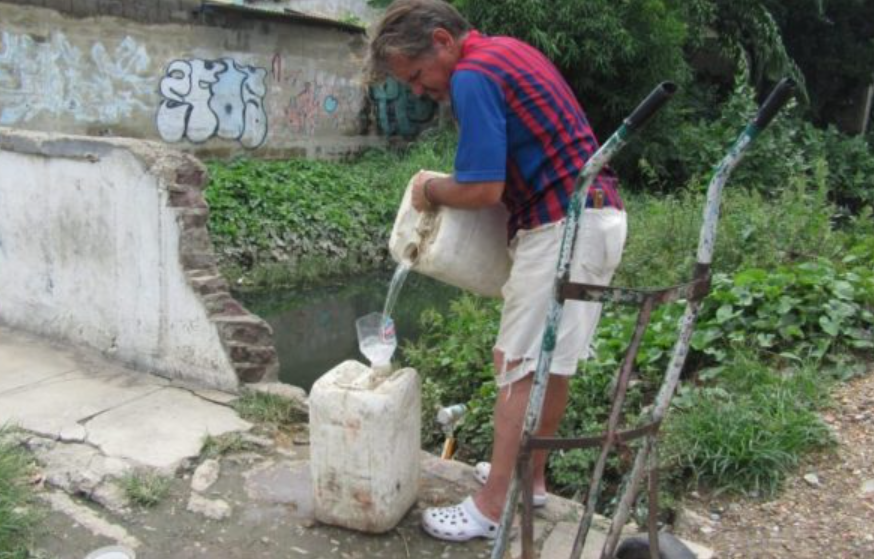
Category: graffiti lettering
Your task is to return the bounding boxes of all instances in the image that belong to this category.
[156,58,268,149]
[283,67,365,135]
[370,77,436,137]
[0,32,152,125]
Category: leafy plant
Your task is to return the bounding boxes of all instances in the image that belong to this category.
[453,0,692,136]
[403,296,501,457]
[205,127,457,290]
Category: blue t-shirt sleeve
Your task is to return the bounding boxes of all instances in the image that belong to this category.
[451,70,507,183]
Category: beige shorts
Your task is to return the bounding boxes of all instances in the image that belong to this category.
[494,208,627,387]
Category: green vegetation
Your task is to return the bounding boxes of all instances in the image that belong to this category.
[665,356,836,496]
[233,392,307,426]
[197,0,874,519]
[199,433,259,460]
[205,129,455,290]
[0,428,39,559]
[119,471,172,508]
[401,119,874,504]
[455,0,692,134]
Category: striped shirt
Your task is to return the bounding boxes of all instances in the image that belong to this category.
[451,30,622,240]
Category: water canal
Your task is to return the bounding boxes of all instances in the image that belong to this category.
[237,269,462,392]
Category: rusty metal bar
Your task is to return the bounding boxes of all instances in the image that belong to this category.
[569,297,657,558]
[527,421,660,451]
[491,82,678,559]
[521,448,536,559]
[646,437,660,559]
[558,276,711,306]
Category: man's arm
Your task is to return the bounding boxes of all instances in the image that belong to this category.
[411,173,504,212]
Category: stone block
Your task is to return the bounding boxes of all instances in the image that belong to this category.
[175,161,208,188]
[179,251,217,270]
[188,273,230,297]
[176,208,209,229]
[203,293,246,316]
[235,364,270,383]
[178,226,214,253]
[169,188,207,209]
[228,344,277,367]
[187,493,231,520]
[214,316,274,346]
[191,458,221,493]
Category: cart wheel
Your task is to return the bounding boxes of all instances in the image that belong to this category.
[616,532,697,559]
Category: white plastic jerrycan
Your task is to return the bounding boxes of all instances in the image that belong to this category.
[309,360,420,533]
[388,171,511,298]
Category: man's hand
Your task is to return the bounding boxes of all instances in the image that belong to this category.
[412,170,438,213]
[411,171,505,212]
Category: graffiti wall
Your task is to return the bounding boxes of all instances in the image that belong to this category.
[0,31,153,126]
[156,58,268,148]
[369,77,437,138]
[0,2,435,157]
[281,66,365,136]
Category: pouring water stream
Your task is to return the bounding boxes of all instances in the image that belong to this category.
[356,261,412,374]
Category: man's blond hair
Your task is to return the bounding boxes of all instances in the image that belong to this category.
[368,0,471,83]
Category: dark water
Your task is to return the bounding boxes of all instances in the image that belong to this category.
[236,269,461,392]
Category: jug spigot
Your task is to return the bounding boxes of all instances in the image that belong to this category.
[436,403,467,459]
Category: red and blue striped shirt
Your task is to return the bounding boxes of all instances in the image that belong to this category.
[451,30,622,240]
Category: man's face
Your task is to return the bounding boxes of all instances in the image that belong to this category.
[387,29,460,102]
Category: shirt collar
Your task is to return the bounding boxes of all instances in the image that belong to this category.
[460,29,486,59]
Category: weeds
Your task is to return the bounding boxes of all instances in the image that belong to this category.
[664,359,835,496]
[0,426,39,559]
[233,392,306,426]
[118,471,172,508]
[199,433,258,459]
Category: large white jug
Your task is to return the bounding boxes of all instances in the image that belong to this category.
[309,360,420,533]
[389,171,511,298]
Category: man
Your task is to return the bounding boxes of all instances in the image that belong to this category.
[369,0,627,542]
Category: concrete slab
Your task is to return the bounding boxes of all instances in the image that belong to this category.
[243,459,313,518]
[41,491,141,549]
[35,440,132,496]
[541,521,608,559]
[84,387,252,470]
[0,334,79,393]
[0,371,165,438]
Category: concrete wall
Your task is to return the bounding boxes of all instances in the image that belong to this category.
[0,127,279,391]
[0,1,388,159]
[282,0,382,24]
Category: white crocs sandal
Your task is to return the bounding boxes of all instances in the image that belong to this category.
[421,496,499,542]
[474,462,548,507]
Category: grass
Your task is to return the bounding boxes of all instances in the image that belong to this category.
[663,355,836,496]
[616,172,839,288]
[0,427,40,559]
[118,471,172,508]
[199,432,259,459]
[233,392,306,426]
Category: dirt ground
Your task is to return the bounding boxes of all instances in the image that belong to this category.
[673,368,874,558]
[32,433,495,559]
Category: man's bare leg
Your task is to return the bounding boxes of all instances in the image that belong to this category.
[473,350,570,521]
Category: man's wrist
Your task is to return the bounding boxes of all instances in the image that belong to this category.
[423,178,437,207]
